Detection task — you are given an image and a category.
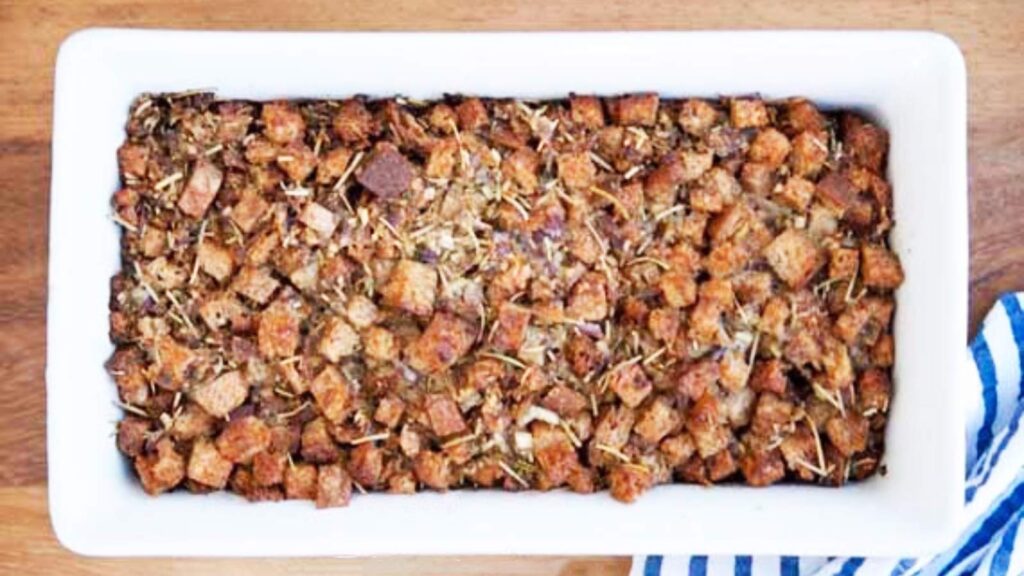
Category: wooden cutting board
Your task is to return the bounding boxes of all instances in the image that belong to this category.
[1,1,1021,573]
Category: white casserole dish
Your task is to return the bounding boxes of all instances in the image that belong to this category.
[47,29,968,557]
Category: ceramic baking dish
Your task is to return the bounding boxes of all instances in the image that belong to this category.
[47,29,968,557]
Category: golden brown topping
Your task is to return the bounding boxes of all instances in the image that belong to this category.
[110,93,898,506]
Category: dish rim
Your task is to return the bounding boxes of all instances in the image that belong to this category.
[47,28,968,557]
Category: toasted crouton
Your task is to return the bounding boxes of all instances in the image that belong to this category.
[871,334,895,368]
[151,335,197,391]
[659,433,697,468]
[815,171,857,215]
[298,202,339,240]
[565,333,606,377]
[262,102,305,144]
[332,99,375,146]
[426,394,467,437]
[178,159,223,219]
[690,167,741,213]
[532,422,580,486]
[570,95,605,128]
[686,393,730,458]
[199,292,246,331]
[405,312,476,374]
[188,438,234,489]
[348,443,384,487]
[634,397,680,445]
[609,93,659,126]
[257,300,300,359]
[252,450,287,487]
[145,256,187,290]
[567,272,609,321]
[191,370,248,419]
[310,366,353,424]
[492,303,531,352]
[373,396,406,429]
[232,266,280,305]
[592,405,636,453]
[608,464,652,503]
[860,245,904,289]
[659,270,697,308]
[318,316,360,362]
[284,463,318,500]
[316,464,353,509]
[647,307,681,343]
[424,137,458,179]
[764,229,824,289]
[216,416,271,464]
[557,151,597,190]
[748,128,791,168]
[413,450,451,490]
[356,145,416,199]
[380,260,438,317]
[276,142,317,183]
[455,97,489,131]
[844,120,888,172]
[316,146,354,185]
[678,99,718,136]
[786,99,826,134]
[676,359,719,400]
[502,148,541,192]
[739,162,775,196]
[730,98,769,129]
[542,385,588,417]
[118,143,149,178]
[856,369,891,414]
[790,131,828,178]
[739,449,785,487]
[117,417,151,457]
[364,326,398,361]
[829,247,860,280]
[608,363,652,408]
[135,438,185,495]
[197,241,235,283]
[749,360,788,395]
[776,177,816,212]
[826,413,869,457]
[301,417,339,463]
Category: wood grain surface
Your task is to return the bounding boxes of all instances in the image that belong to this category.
[1,0,1021,573]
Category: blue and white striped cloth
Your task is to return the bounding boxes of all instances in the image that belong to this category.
[632,293,1024,576]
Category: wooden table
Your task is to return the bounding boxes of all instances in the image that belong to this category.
[1,1,1021,573]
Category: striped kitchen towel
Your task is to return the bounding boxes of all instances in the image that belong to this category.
[632,293,1024,576]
